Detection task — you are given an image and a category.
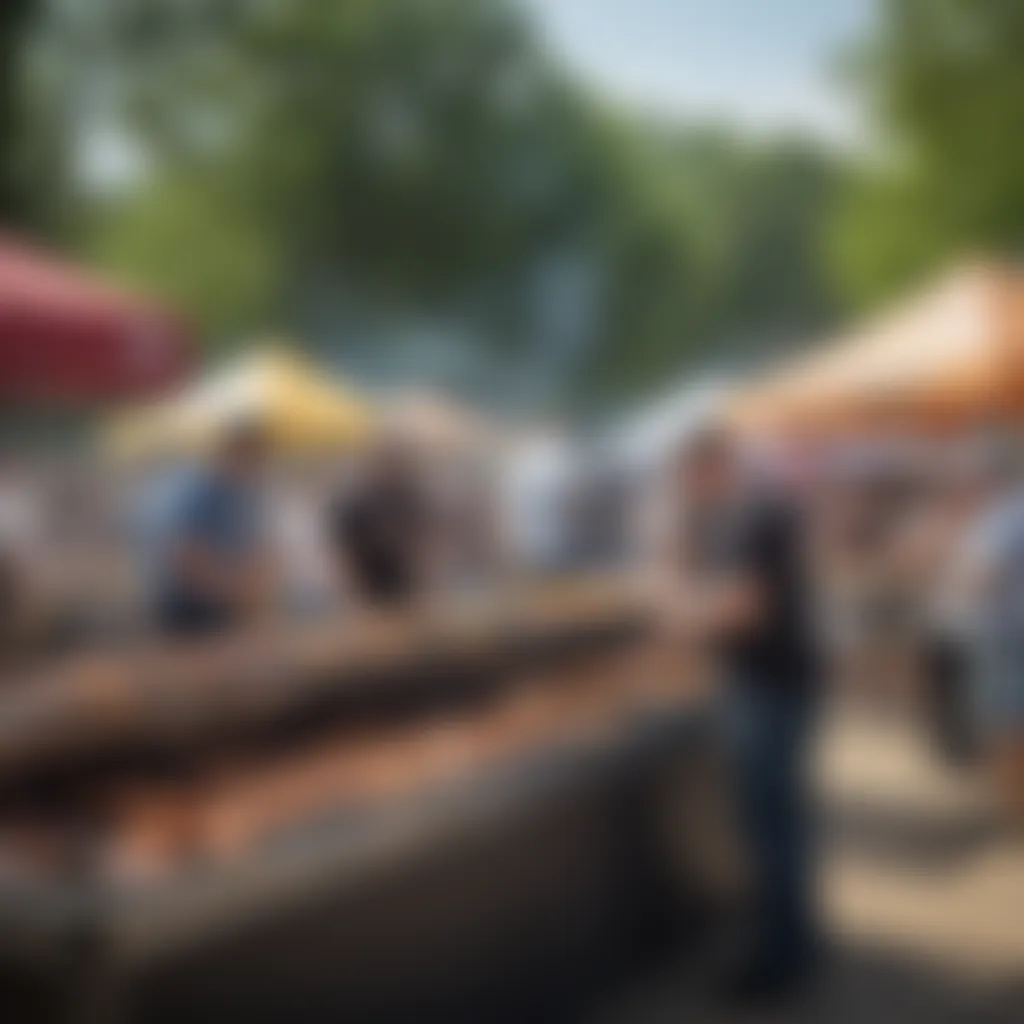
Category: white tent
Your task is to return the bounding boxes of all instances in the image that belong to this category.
[608,379,733,472]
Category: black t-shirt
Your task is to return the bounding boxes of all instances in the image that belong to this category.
[693,492,819,691]
[331,483,429,607]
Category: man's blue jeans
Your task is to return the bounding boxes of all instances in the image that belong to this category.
[725,682,818,974]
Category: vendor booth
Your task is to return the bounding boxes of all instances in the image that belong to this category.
[730,263,1024,437]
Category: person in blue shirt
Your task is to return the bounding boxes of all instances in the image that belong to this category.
[149,417,274,639]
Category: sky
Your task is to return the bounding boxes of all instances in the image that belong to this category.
[520,0,877,144]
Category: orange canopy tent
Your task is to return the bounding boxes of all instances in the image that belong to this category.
[730,263,1024,437]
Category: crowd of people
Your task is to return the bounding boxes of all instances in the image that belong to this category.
[2,415,1024,1007]
[813,432,1024,818]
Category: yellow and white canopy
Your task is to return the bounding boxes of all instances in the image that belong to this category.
[105,346,373,459]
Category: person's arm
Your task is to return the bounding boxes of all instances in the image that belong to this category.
[173,539,245,606]
[168,483,249,610]
[327,495,364,607]
[687,574,765,634]
[669,503,786,641]
[642,479,694,628]
[239,530,280,619]
[409,489,448,606]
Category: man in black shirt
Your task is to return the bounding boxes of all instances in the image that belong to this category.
[330,436,434,609]
[668,426,821,1003]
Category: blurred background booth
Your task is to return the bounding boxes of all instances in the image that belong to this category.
[383,389,496,459]
[104,347,374,461]
[0,241,190,409]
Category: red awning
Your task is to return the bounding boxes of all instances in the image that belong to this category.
[0,239,191,406]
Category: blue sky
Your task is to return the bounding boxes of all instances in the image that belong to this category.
[520,0,876,142]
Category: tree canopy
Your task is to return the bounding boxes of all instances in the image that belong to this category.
[833,0,1024,308]
[8,0,850,408]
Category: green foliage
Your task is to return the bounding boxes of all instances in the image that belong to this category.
[0,0,41,228]
[89,176,283,345]
[834,0,1024,308]
[17,0,844,406]
[579,128,843,401]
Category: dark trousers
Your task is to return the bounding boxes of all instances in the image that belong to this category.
[924,632,978,765]
[726,682,818,974]
[155,594,236,641]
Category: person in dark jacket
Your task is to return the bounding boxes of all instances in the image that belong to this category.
[666,425,822,1004]
[329,434,435,610]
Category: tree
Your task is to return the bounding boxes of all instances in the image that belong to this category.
[0,0,38,227]
[833,0,1024,307]
[27,0,844,406]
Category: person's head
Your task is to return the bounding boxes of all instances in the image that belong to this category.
[215,415,271,481]
[673,422,740,509]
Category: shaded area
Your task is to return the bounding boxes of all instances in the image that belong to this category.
[592,711,1024,1024]
[594,940,1024,1024]
[821,794,1001,876]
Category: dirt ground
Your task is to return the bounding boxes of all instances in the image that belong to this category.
[594,707,1024,1024]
